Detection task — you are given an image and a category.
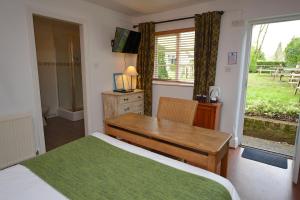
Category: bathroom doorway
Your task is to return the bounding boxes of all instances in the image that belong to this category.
[33,15,85,151]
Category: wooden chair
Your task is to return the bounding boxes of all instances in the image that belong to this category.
[157,97,198,126]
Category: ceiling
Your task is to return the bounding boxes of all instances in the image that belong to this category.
[83,0,213,16]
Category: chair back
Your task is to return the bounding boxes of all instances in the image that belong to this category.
[157,97,198,125]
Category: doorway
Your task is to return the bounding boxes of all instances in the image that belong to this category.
[242,19,300,157]
[33,15,85,151]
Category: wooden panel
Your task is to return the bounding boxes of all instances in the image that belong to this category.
[193,103,222,130]
[105,124,208,169]
[195,106,215,129]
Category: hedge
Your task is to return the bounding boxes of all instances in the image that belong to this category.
[256,61,286,67]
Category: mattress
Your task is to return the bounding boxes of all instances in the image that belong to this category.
[0,132,240,200]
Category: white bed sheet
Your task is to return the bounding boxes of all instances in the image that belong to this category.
[0,132,240,200]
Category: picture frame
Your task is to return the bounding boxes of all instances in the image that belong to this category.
[228,52,238,65]
[113,73,129,92]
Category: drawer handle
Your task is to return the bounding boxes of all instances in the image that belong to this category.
[124,98,129,101]
[138,96,142,99]
[124,107,130,112]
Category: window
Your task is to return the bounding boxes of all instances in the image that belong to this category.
[154,28,195,83]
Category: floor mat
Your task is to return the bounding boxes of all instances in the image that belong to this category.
[242,147,288,169]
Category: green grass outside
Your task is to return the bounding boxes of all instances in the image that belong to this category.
[245,73,300,122]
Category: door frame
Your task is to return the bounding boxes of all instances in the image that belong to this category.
[293,117,300,183]
[26,6,91,154]
[237,13,300,146]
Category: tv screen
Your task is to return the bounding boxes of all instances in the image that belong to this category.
[112,27,141,54]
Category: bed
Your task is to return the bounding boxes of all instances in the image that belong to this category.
[0,132,240,200]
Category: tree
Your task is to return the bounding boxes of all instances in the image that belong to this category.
[157,45,168,79]
[254,24,269,61]
[284,37,300,67]
[249,47,266,72]
[273,42,285,61]
[249,24,268,72]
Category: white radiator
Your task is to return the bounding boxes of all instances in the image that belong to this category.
[0,114,36,169]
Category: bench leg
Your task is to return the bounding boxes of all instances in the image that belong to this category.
[220,152,228,178]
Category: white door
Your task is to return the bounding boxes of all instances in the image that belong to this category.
[293,114,300,184]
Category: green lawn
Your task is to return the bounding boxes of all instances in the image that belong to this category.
[245,73,300,122]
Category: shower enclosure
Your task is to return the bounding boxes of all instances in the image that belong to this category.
[55,23,83,121]
[34,15,84,122]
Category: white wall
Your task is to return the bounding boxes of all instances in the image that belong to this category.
[0,0,135,153]
[132,0,300,147]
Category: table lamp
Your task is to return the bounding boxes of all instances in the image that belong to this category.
[124,66,138,92]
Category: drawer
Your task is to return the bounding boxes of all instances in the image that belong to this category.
[118,101,144,115]
[131,93,144,102]
[118,93,144,104]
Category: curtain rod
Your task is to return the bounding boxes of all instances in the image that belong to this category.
[133,11,224,28]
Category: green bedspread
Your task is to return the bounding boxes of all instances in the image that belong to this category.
[22,136,231,200]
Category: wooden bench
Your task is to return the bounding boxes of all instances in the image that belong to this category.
[257,65,277,75]
[294,79,300,95]
[105,113,232,177]
[288,73,300,87]
[281,68,300,82]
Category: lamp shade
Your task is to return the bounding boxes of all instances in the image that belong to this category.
[124,66,138,76]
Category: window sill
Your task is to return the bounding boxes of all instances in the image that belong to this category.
[152,80,194,87]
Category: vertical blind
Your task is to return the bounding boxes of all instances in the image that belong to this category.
[154,29,195,83]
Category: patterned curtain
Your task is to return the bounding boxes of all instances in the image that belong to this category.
[193,11,222,99]
[137,22,155,116]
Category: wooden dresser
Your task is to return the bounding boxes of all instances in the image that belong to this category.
[193,102,222,130]
[102,90,144,119]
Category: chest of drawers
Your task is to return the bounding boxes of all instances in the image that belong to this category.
[102,90,144,119]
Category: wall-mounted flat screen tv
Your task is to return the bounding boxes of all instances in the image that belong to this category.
[112,27,141,54]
